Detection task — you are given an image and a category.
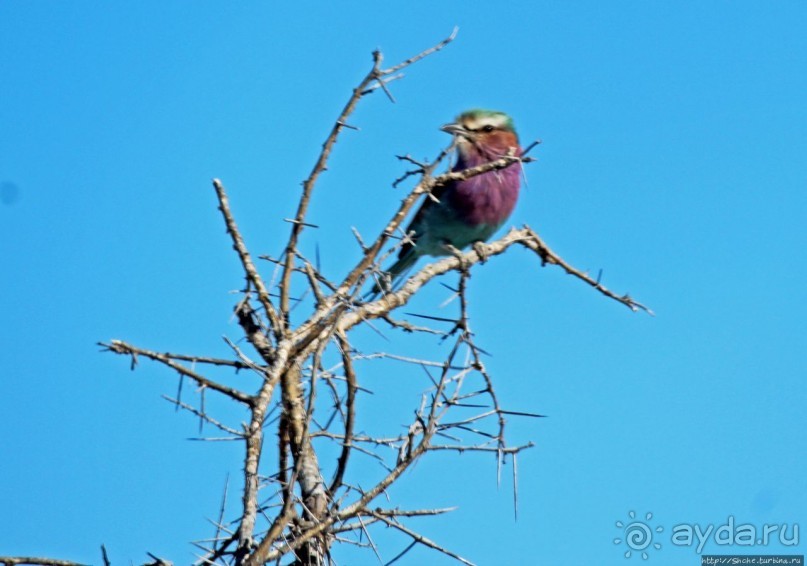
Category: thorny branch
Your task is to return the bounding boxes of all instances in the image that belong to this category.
[279,27,458,327]
[90,28,652,566]
[99,340,254,406]
[214,178,283,343]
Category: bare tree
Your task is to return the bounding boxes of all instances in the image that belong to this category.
[2,29,650,566]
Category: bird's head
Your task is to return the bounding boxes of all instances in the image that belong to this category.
[441,109,520,163]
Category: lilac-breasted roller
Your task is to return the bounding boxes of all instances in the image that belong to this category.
[378,109,522,291]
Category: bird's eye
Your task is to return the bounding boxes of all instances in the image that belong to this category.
[482,125,495,133]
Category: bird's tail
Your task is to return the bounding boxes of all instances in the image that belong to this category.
[368,248,418,297]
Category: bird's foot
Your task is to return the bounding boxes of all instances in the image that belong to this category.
[472,241,490,264]
[442,243,472,272]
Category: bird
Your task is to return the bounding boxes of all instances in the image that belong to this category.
[374,109,522,293]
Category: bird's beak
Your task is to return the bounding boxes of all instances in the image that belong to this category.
[440,122,467,137]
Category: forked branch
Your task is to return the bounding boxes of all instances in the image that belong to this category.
[94,27,650,566]
[279,28,459,323]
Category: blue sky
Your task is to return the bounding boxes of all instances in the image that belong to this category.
[1,2,805,565]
